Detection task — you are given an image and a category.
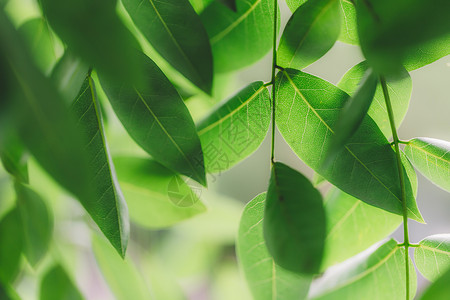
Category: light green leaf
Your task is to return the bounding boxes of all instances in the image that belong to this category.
[122,0,213,93]
[39,264,83,300]
[404,138,450,193]
[114,156,206,229]
[275,69,422,221]
[338,61,412,138]
[414,234,450,281]
[0,208,23,283]
[237,193,311,300]
[285,0,307,11]
[403,34,450,71]
[264,162,326,274]
[310,239,417,299]
[0,134,28,183]
[200,0,276,72]
[15,181,52,267]
[421,268,450,300]
[100,52,206,186]
[70,77,129,257]
[278,0,340,70]
[338,0,358,45]
[189,0,214,13]
[92,234,151,300]
[197,82,271,173]
[312,172,326,187]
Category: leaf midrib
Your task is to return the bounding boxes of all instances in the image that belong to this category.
[408,142,450,167]
[419,244,450,256]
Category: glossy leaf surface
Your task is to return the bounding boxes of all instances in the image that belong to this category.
[421,268,450,300]
[100,53,206,186]
[200,0,276,72]
[197,82,270,173]
[70,77,129,257]
[237,193,311,299]
[39,265,83,300]
[0,209,23,283]
[278,0,340,70]
[122,0,213,93]
[114,156,206,228]
[404,138,450,193]
[275,69,422,221]
[338,61,412,138]
[311,239,417,299]
[414,234,450,281]
[264,162,326,274]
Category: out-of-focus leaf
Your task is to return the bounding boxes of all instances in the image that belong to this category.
[312,172,326,187]
[189,0,214,13]
[15,182,52,266]
[122,0,213,93]
[92,234,151,300]
[100,53,206,186]
[216,0,236,11]
[275,69,422,221]
[404,138,450,193]
[0,282,21,300]
[338,61,412,138]
[200,0,276,72]
[285,0,307,11]
[310,239,417,299]
[114,156,206,228]
[197,82,270,173]
[39,264,83,300]
[278,0,340,70]
[0,134,28,183]
[403,34,450,71]
[0,208,23,283]
[237,193,312,299]
[421,268,450,300]
[40,0,143,85]
[70,77,129,257]
[414,234,450,281]
[264,162,326,274]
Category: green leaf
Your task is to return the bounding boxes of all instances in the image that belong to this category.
[200,0,276,72]
[0,134,28,183]
[237,193,312,300]
[338,0,358,45]
[197,82,271,173]
[70,77,129,257]
[322,187,402,269]
[0,208,23,283]
[404,138,450,193]
[421,268,450,300]
[325,69,378,164]
[114,156,206,228]
[216,0,236,11]
[278,0,341,70]
[414,234,450,281]
[39,264,83,300]
[122,0,213,93]
[92,234,151,300]
[40,0,143,85]
[403,34,450,71]
[338,61,412,138]
[15,182,52,267]
[275,69,422,221]
[285,0,307,11]
[310,239,417,299]
[0,282,20,300]
[312,172,326,187]
[100,52,206,186]
[264,162,326,274]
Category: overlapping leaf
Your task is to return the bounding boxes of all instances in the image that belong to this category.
[404,138,450,193]
[40,265,83,300]
[197,82,270,173]
[0,209,23,283]
[403,34,450,71]
[421,268,450,300]
[122,0,213,93]
[275,69,422,221]
[0,134,28,183]
[237,193,311,299]
[100,52,206,186]
[414,234,450,281]
[337,0,358,45]
[278,0,340,70]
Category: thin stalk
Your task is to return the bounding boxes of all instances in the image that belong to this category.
[380,76,410,300]
[270,0,278,164]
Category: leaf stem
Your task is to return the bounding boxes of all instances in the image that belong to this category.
[380,75,410,300]
[270,0,278,165]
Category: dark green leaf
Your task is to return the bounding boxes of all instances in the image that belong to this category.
[338,61,412,138]
[0,209,23,283]
[39,265,83,300]
[421,268,450,300]
[285,0,307,11]
[15,182,52,266]
[237,193,312,299]
[197,82,271,173]
[113,156,206,228]
[122,0,213,93]
[414,234,450,281]
[216,0,236,11]
[100,53,206,186]
[0,282,21,300]
[0,134,28,183]
[200,0,276,72]
[275,69,422,221]
[70,77,129,257]
[278,0,341,70]
[310,239,417,299]
[264,162,326,274]
[404,138,450,193]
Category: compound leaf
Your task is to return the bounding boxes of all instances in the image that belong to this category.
[414,234,450,281]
